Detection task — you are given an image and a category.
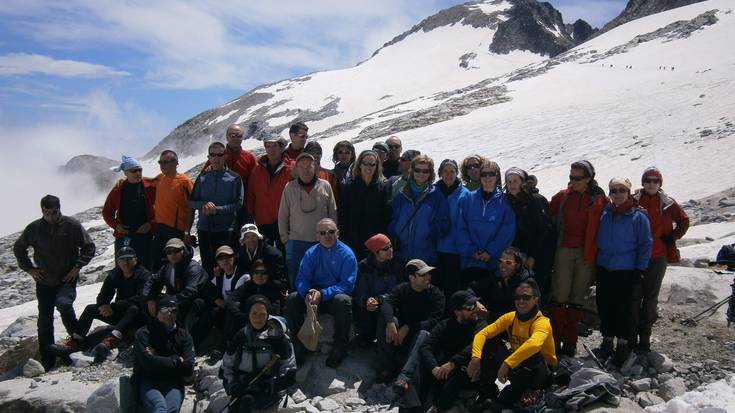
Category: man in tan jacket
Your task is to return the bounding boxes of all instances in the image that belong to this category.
[279,152,337,288]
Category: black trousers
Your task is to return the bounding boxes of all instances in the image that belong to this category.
[376,316,424,374]
[285,292,352,347]
[460,267,493,290]
[36,282,78,369]
[115,233,153,270]
[75,301,144,338]
[151,224,185,272]
[353,305,380,342]
[596,266,641,341]
[198,230,237,278]
[436,252,461,302]
[257,223,285,253]
[479,337,550,407]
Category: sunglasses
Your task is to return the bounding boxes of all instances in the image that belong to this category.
[514,294,536,301]
[379,244,393,252]
[228,133,244,139]
[388,144,401,149]
[159,308,177,315]
[498,259,515,266]
[413,168,431,174]
[362,162,377,167]
[466,163,481,170]
[165,248,183,255]
[374,148,387,153]
[569,175,586,181]
[252,269,268,275]
[462,303,477,311]
[209,153,225,158]
[318,229,337,236]
[158,159,176,164]
[609,188,629,194]
[480,171,497,178]
[643,178,660,184]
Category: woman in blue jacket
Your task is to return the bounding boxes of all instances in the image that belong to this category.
[435,159,469,299]
[457,160,516,288]
[594,177,652,366]
[389,155,450,266]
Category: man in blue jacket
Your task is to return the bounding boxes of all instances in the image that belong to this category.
[285,218,357,368]
[189,141,244,277]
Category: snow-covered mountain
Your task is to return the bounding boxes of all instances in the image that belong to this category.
[599,0,707,34]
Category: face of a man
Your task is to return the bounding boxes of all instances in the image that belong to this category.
[290,128,308,150]
[514,286,538,315]
[242,233,259,251]
[375,243,393,262]
[455,303,478,323]
[409,271,431,292]
[124,167,143,184]
[208,146,226,170]
[466,158,481,181]
[158,153,178,175]
[317,221,339,249]
[440,165,458,186]
[165,247,185,265]
[569,167,590,193]
[117,257,137,276]
[252,265,269,285]
[249,303,268,330]
[41,207,61,224]
[226,126,244,150]
[296,158,316,182]
[498,253,519,279]
[157,308,177,327]
[336,147,353,165]
[216,254,236,274]
[386,137,402,160]
[264,141,282,160]
[643,175,661,195]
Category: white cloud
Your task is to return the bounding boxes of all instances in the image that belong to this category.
[0,53,130,77]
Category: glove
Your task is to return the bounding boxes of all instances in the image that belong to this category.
[660,234,675,246]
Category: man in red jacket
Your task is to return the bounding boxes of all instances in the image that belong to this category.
[103,156,156,269]
[283,121,308,164]
[548,160,606,357]
[246,134,293,249]
[633,167,689,351]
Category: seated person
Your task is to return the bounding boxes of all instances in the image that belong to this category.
[133,294,195,413]
[285,218,356,368]
[376,259,445,383]
[467,279,557,410]
[470,246,533,322]
[353,233,402,347]
[221,295,297,413]
[237,224,287,288]
[71,246,149,356]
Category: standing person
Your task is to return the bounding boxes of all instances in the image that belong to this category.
[149,150,194,272]
[594,178,652,365]
[372,142,390,168]
[246,134,293,249]
[353,234,403,347]
[332,140,356,186]
[278,153,337,288]
[548,160,606,357]
[338,149,391,260]
[632,167,689,351]
[504,167,554,299]
[237,224,287,288]
[133,295,195,413]
[189,142,244,277]
[383,136,402,178]
[389,154,449,266]
[285,219,356,367]
[13,195,96,370]
[283,121,309,164]
[304,141,338,196]
[103,155,156,269]
[457,160,516,287]
[435,159,469,298]
[460,155,486,191]
[389,149,421,200]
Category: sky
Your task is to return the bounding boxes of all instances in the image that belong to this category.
[0,0,626,235]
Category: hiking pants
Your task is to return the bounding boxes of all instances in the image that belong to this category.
[436,252,461,304]
[75,301,143,338]
[596,267,641,340]
[376,316,424,374]
[479,337,550,407]
[353,304,380,343]
[139,379,183,413]
[551,247,595,306]
[635,256,667,338]
[36,281,77,369]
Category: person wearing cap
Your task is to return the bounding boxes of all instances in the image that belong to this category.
[353,233,403,347]
[388,149,421,200]
[70,246,150,355]
[467,279,556,410]
[278,152,337,288]
[133,294,195,413]
[548,160,606,357]
[237,223,287,287]
[283,121,309,165]
[504,167,554,299]
[457,160,516,287]
[389,154,450,267]
[382,136,402,178]
[227,259,285,328]
[103,155,156,269]
[208,245,250,307]
[148,149,195,273]
[460,155,486,191]
[246,132,294,250]
[338,149,391,261]
[14,195,96,370]
[304,140,338,196]
[469,246,533,323]
[632,167,689,352]
[593,177,652,365]
[143,238,208,339]
[189,141,244,278]
[332,140,356,186]
[434,158,470,298]
[372,142,389,166]
[376,259,445,383]
[285,218,356,367]
[221,295,297,412]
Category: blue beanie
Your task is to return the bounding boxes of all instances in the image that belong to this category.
[115,155,142,172]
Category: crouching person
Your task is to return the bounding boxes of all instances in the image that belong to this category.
[221,295,297,413]
[467,279,557,410]
[133,294,195,413]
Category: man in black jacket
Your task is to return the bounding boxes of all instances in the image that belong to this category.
[72,246,149,353]
[13,195,96,370]
[377,259,445,383]
[133,294,194,413]
[470,247,533,323]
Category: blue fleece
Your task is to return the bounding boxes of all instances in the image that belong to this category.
[437,183,470,254]
[457,187,516,270]
[296,240,357,301]
[389,185,450,264]
[596,205,653,271]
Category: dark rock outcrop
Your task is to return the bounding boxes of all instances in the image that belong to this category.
[59,155,118,192]
[599,0,707,34]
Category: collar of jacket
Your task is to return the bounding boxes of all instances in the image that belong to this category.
[633,188,675,210]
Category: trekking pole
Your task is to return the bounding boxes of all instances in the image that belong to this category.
[217,354,281,413]
[582,343,606,372]
[681,296,730,326]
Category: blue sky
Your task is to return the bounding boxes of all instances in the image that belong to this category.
[0,0,627,162]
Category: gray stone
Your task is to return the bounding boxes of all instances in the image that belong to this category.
[0,316,37,346]
[328,378,346,393]
[198,375,217,391]
[206,378,223,396]
[69,351,95,367]
[317,398,340,411]
[629,364,644,377]
[206,389,231,413]
[658,377,687,401]
[579,397,645,412]
[198,360,221,379]
[196,400,210,412]
[21,358,44,378]
[636,391,664,407]
[291,400,320,413]
[292,388,307,403]
[346,397,366,405]
[704,359,719,369]
[29,381,38,389]
[647,352,674,373]
[630,378,652,392]
[86,379,120,413]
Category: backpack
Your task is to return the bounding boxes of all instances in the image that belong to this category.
[716,244,735,263]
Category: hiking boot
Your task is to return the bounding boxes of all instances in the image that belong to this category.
[101,335,119,349]
[391,378,409,397]
[593,337,614,360]
[637,334,651,353]
[614,339,631,367]
[93,342,112,363]
[326,343,347,368]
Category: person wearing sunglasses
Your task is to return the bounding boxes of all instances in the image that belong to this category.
[283,121,309,164]
[548,160,606,357]
[189,142,244,279]
[278,153,337,288]
[389,154,450,267]
[13,194,96,371]
[594,178,652,366]
[353,234,403,348]
[469,247,533,323]
[133,294,194,413]
[388,149,421,200]
[338,150,391,261]
[631,167,688,352]
[457,160,516,288]
[467,279,556,410]
[332,140,356,185]
[382,135,403,178]
[460,155,486,191]
[285,218,356,368]
[103,155,156,269]
[304,140,338,197]
[236,224,286,289]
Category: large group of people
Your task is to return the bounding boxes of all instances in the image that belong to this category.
[13,121,691,413]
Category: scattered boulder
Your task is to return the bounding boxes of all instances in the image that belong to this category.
[21,359,44,378]
[658,377,687,401]
[648,352,674,373]
[636,391,664,407]
[317,397,340,411]
[85,379,121,413]
[630,378,652,392]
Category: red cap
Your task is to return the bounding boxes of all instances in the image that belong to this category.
[364,233,391,253]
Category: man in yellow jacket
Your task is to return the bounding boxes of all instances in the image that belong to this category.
[466,278,557,409]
